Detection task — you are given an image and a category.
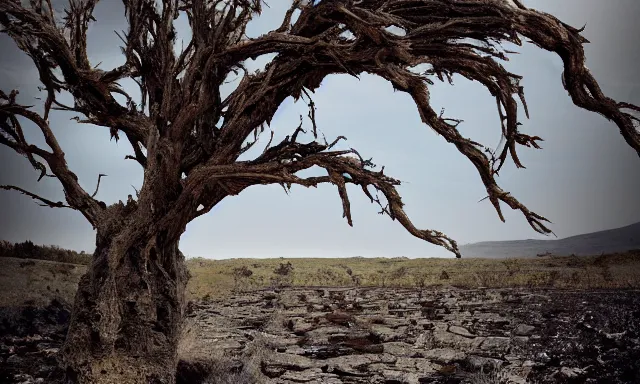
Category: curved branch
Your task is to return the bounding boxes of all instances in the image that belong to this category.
[0,185,71,209]
[207,0,639,244]
[0,89,104,226]
[180,140,462,257]
[379,67,552,234]
[2,0,638,259]
[91,174,107,198]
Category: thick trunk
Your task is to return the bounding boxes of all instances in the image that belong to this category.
[61,232,189,384]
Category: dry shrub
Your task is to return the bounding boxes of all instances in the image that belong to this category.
[390,266,409,281]
[468,366,512,384]
[413,272,428,288]
[176,355,259,384]
[233,265,254,292]
[502,259,521,276]
[177,318,200,360]
[50,263,76,277]
[262,309,287,333]
[177,319,270,384]
[474,271,502,287]
[197,333,271,384]
[271,262,294,287]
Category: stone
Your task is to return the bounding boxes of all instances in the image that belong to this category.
[383,342,417,357]
[325,353,396,375]
[381,369,421,384]
[279,368,328,382]
[514,324,536,336]
[536,352,551,364]
[556,367,587,378]
[13,373,37,384]
[464,355,503,370]
[262,352,318,373]
[414,359,439,374]
[291,319,315,334]
[7,354,24,365]
[432,326,485,351]
[5,285,640,384]
[421,348,466,364]
[395,357,417,370]
[448,325,475,338]
[480,337,511,353]
[371,325,403,342]
[502,367,532,384]
[511,336,529,345]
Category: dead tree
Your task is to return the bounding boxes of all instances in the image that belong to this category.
[1,0,639,382]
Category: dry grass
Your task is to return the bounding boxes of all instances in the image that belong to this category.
[0,256,86,306]
[185,251,640,300]
[178,317,270,384]
[2,250,639,306]
[468,366,510,384]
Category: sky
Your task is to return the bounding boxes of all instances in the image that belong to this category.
[0,0,639,259]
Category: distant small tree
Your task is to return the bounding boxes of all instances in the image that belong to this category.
[1,1,639,382]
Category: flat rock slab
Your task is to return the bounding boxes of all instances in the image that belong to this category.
[448,325,476,338]
[514,323,536,336]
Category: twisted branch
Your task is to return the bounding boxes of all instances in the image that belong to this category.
[1,0,638,256]
[0,185,71,209]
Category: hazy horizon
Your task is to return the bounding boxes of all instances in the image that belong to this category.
[1,0,640,259]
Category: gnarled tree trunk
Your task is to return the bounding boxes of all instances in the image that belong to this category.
[61,223,189,384]
[3,1,640,383]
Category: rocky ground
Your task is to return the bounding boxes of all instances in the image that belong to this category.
[0,299,70,383]
[181,287,640,384]
[1,287,640,383]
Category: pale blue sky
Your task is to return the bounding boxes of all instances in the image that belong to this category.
[1,0,639,258]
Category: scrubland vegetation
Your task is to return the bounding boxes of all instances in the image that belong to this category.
[187,251,640,300]
[2,241,639,307]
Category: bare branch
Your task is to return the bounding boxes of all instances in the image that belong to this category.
[276,0,302,33]
[178,137,461,255]
[0,88,103,225]
[2,0,638,257]
[0,1,151,145]
[328,169,353,227]
[91,174,107,198]
[0,185,71,209]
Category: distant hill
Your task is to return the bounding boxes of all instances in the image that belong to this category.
[459,221,640,258]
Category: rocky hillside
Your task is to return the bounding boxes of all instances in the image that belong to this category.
[459,221,640,258]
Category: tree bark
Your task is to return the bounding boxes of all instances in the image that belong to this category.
[60,229,189,384]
